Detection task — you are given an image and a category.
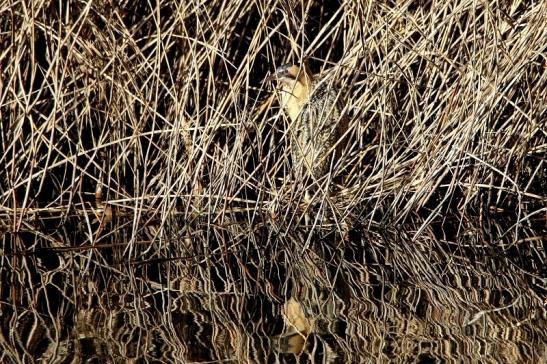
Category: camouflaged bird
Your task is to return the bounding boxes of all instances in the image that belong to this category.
[268,63,347,180]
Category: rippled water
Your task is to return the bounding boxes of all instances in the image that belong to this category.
[1,216,545,363]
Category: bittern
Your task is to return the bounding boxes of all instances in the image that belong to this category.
[267,63,347,181]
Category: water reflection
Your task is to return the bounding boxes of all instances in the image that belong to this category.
[0,216,545,363]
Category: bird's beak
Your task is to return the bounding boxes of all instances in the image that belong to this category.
[264,73,277,83]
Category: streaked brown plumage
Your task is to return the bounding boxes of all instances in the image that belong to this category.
[268,63,347,180]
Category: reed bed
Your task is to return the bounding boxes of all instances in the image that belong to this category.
[0,0,546,362]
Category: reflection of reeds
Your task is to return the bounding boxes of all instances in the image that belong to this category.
[0,0,546,362]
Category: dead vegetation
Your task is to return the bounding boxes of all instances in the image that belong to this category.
[0,0,546,362]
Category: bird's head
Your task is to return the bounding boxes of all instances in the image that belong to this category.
[266,63,313,91]
[266,63,314,121]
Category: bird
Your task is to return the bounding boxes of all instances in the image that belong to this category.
[267,63,347,182]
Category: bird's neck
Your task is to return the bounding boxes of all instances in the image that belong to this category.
[281,75,313,122]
